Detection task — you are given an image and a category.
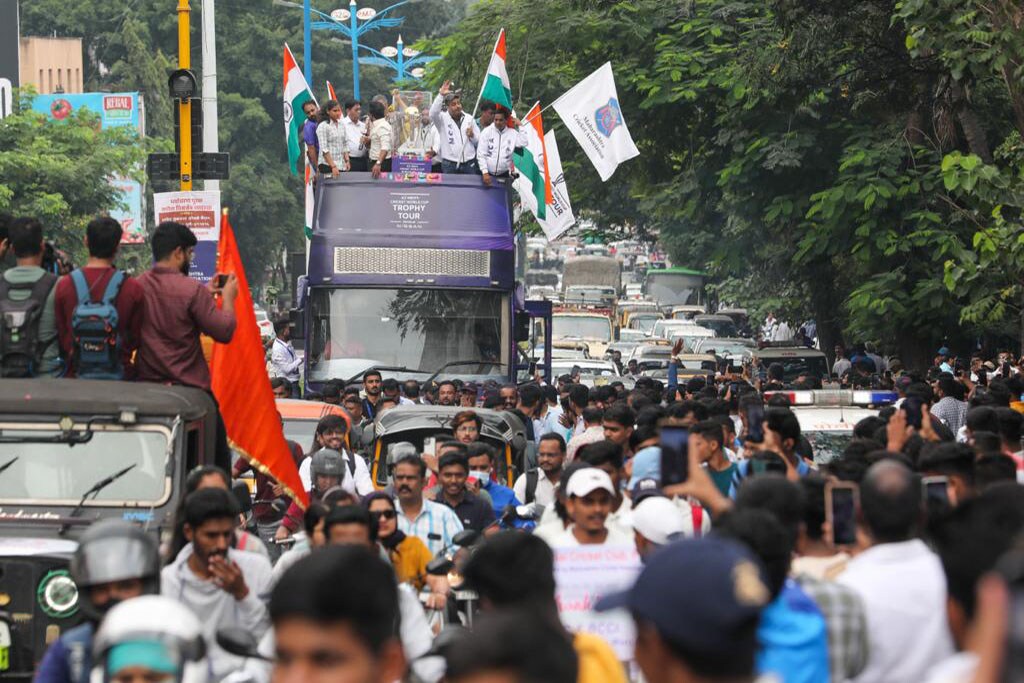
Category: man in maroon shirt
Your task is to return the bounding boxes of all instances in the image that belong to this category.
[136,221,238,389]
[55,216,145,378]
[137,221,238,468]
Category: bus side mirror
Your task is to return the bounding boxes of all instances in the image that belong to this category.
[515,315,530,342]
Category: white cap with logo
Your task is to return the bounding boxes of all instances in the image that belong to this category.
[566,468,616,498]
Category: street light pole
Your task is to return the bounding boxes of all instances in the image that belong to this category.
[201,0,219,192]
[350,0,360,100]
[396,34,403,80]
[303,0,312,84]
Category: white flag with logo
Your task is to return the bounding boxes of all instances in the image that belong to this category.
[552,62,639,181]
[538,130,576,240]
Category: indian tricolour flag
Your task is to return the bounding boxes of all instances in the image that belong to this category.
[479,29,513,112]
[283,43,315,176]
[513,102,553,221]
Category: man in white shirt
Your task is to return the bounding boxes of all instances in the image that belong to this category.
[477,109,527,186]
[513,433,565,507]
[837,460,955,682]
[547,468,632,547]
[430,80,479,174]
[161,488,272,680]
[341,99,368,172]
[269,319,301,391]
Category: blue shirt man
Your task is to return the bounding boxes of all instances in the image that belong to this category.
[466,442,523,522]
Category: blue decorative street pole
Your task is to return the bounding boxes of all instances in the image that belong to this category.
[311,0,408,100]
[303,0,312,84]
[358,34,440,84]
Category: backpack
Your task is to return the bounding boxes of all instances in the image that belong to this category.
[0,272,58,377]
[524,469,539,504]
[70,269,125,379]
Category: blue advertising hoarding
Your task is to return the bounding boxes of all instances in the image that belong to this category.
[31,92,146,243]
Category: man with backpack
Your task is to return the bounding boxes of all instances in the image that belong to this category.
[0,217,61,377]
[513,433,565,508]
[54,217,144,379]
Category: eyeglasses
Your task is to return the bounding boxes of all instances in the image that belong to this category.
[370,510,397,520]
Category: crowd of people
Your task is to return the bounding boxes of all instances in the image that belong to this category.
[9,211,1024,681]
[31,289,1024,683]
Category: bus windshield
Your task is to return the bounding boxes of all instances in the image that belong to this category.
[308,288,509,380]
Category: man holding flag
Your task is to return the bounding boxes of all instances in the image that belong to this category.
[283,44,317,176]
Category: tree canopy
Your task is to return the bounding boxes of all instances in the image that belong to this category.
[425,0,1024,361]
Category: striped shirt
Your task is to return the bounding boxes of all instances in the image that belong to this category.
[316,118,347,167]
[397,498,464,556]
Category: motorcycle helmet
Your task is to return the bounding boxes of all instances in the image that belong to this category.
[92,596,208,683]
[70,519,160,620]
[310,448,346,479]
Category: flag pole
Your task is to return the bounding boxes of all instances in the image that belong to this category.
[471,29,504,118]
[519,100,557,129]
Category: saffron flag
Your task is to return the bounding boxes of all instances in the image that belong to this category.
[479,29,513,112]
[552,62,639,181]
[513,103,553,221]
[326,80,337,102]
[537,129,576,240]
[211,210,308,509]
[283,43,316,176]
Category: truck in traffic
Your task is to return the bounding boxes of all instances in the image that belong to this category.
[301,175,551,390]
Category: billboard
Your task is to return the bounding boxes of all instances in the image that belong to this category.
[152,191,221,283]
[30,92,142,132]
[31,92,145,245]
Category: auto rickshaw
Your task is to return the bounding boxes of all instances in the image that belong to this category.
[368,406,528,489]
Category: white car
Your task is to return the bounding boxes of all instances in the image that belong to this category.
[552,359,621,377]
[669,326,715,352]
[254,308,274,340]
[764,390,897,464]
[651,319,704,340]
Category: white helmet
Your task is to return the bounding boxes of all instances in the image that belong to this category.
[92,596,209,683]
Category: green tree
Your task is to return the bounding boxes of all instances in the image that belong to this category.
[0,95,148,255]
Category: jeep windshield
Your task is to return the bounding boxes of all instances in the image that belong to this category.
[0,423,171,506]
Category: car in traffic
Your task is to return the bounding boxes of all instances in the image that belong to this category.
[669,326,716,352]
[752,344,829,383]
[669,305,707,320]
[764,390,898,464]
[254,306,274,341]
[693,338,755,365]
[693,314,738,338]
[0,380,219,677]
[552,358,622,378]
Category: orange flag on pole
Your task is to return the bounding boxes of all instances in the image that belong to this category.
[211,209,309,509]
[326,80,337,102]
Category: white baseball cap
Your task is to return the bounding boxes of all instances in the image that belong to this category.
[633,497,688,545]
[566,468,615,498]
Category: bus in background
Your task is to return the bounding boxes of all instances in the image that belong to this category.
[301,174,551,391]
[644,266,708,313]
